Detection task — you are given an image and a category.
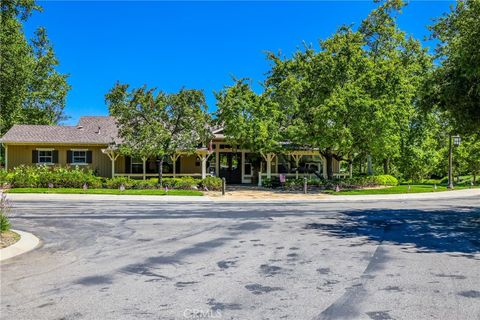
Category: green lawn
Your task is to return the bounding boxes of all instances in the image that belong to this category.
[7,188,203,196]
[325,184,477,195]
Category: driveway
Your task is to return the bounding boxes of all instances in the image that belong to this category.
[1,196,479,320]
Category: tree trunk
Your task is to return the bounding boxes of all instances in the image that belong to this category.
[367,154,373,175]
[158,156,164,187]
[325,153,334,180]
[473,173,477,184]
[349,160,353,178]
[383,158,389,175]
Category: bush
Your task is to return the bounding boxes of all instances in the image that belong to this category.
[5,165,103,188]
[0,213,10,232]
[370,175,398,186]
[343,175,398,187]
[162,177,199,190]
[200,176,222,191]
[105,176,137,189]
[261,174,398,189]
[261,178,273,188]
[0,191,11,232]
[133,179,158,189]
[0,170,9,184]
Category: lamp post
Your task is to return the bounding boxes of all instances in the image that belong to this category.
[447,135,461,189]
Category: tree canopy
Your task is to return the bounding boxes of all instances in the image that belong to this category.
[106,83,212,186]
[0,0,70,136]
[429,0,480,135]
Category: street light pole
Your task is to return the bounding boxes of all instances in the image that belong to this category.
[448,134,453,189]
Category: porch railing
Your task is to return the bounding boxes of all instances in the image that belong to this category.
[257,172,349,186]
[114,173,211,179]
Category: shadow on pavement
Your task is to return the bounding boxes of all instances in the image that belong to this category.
[306,208,480,255]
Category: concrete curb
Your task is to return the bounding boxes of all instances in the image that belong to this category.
[6,188,480,203]
[0,229,40,262]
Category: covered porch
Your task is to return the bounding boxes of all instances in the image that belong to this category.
[104,144,346,183]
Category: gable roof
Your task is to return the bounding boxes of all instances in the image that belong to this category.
[0,116,120,145]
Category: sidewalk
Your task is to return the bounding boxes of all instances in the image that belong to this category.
[7,188,480,203]
[0,229,40,262]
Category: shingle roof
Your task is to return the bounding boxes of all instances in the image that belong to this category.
[0,116,121,145]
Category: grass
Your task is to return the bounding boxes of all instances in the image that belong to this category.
[325,184,478,195]
[7,188,203,196]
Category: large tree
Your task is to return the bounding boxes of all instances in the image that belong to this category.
[359,0,432,174]
[456,136,480,184]
[215,79,284,178]
[0,0,69,136]
[106,83,212,186]
[22,27,70,124]
[265,27,375,179]
[429,0,480,135]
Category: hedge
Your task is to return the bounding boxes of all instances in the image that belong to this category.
[3,165,103,189]
[0,165,223,191]
[262,174,398,189]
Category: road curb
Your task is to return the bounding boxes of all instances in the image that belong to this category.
[0,229,40,262]
[6,188,480,203]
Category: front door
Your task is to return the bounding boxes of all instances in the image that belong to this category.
[219,152,242,184]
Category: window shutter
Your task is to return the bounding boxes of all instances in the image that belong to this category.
[125,156,131,173]
[176,157,181,173]
[86,151,93,163]
[52,150,59,163]
[32,150,38,163]
[67,150,72,164]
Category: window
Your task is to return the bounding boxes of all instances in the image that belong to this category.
[131,158,143,174]
[72,150,87,164]
[38,150,53,164]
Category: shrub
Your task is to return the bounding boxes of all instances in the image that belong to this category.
[200,176,222,191]
[166,177,199,190]
[0,190,11,232]
[261,178,273,188]
[49,166,103,188]
[6,165,103,188]
[105,177,137,189]
[342,175,398,187]
[370,175,398,186]
[0,213,10,232]
[133,179,158,189]
[0,170,9,184]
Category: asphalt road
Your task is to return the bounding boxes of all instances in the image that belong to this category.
[1,196,479,320]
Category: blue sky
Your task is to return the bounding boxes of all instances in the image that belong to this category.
[24,1,453,125]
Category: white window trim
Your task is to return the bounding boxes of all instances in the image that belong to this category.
[131,158,144,173]
[71,149,89,165]
[37,149,54,165]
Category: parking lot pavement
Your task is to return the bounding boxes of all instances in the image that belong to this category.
[1,196,479,320]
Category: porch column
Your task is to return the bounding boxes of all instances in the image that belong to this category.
[201,157,207,179]
[261,152,276,179]
[322,156,327,179]
[196,150,212,180]
[102,148,120,178]
[170,153,180,178]
[142,156,148,180]
[291,153,302,179]
[4,145,8,171]
[241,151,245,183]
[215,148,219,177]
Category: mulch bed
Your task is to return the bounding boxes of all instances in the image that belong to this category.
[0,231,20,249]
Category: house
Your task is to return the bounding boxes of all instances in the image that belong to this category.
[0,116,344,184]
